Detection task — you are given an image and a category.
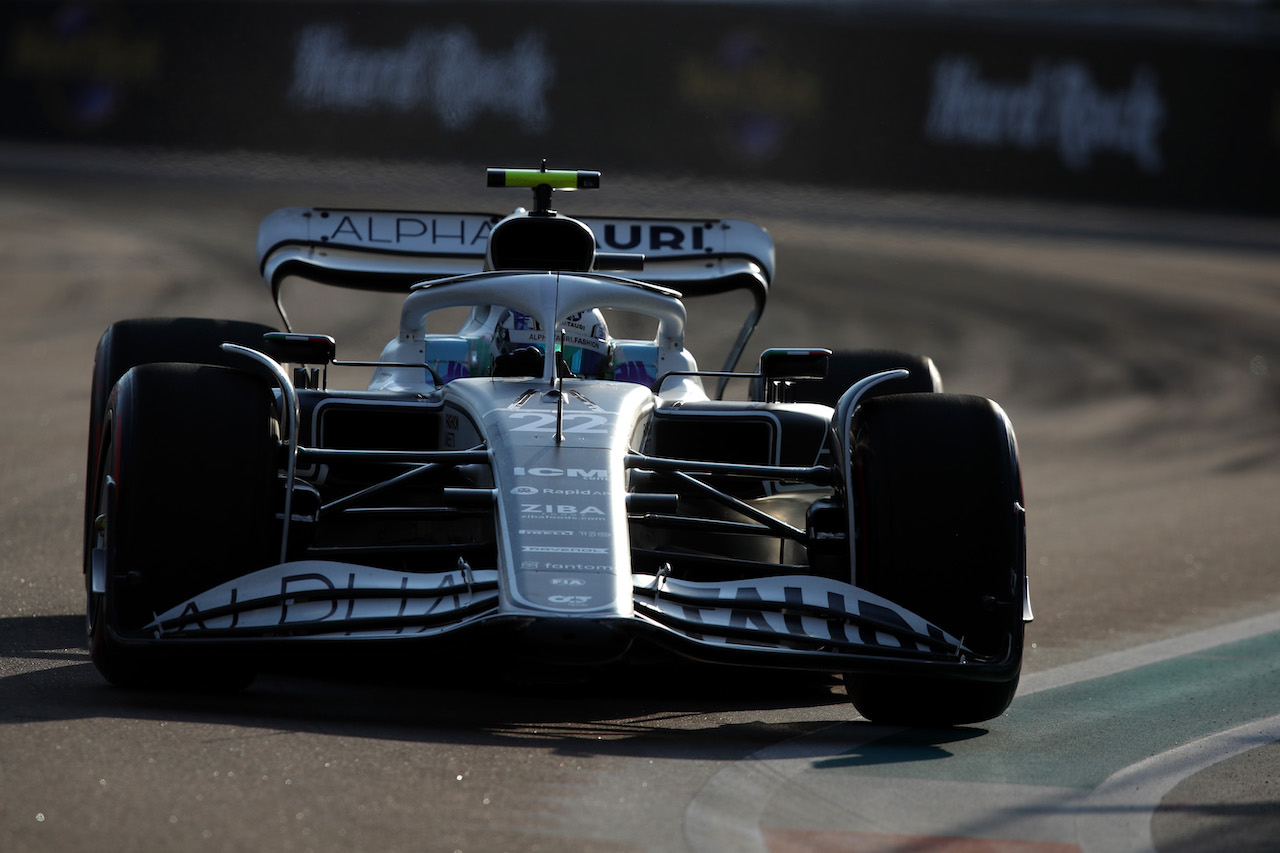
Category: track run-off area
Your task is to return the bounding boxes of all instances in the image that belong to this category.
[1,149,1279,852]
[691,613,1280,853]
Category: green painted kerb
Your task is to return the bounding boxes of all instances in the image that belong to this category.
[818,630,1280,788]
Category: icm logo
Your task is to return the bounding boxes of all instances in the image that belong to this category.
[514,467,606,480]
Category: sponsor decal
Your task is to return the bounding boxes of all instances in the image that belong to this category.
[320,214,491,247]
[151,566,495,637]
[513,466,607,480]
[289,24,554,133]
[548,595,593,605]
[442,410,461,449]
[924,54,1166,173]
[521,546,608,554]
[649,580,956,652]
[520,560,610,572]
[519,503,606,519]
[598,222,711,254]
[511,486,540,496]
[516,528,609,539]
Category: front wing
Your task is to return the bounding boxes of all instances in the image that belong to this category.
[130,561,1017,680]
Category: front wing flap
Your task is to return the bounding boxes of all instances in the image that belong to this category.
[135,561,993,675]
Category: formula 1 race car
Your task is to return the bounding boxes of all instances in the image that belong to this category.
[83,167,1029,725]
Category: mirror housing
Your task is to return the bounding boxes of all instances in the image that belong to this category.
[263,332,337,365]
[759,348,830,381]
[758,348,831,404]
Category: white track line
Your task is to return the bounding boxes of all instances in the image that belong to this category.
[1018,611,1280,697]
[684,610,1280,853]
[1075,713,1280,853]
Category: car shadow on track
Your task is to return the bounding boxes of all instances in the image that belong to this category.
[810,726,991,768]
[3,613,931,764]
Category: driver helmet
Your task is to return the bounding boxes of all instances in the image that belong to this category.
[494,308,610,376]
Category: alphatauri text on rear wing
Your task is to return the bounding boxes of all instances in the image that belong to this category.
[257,208,773,323]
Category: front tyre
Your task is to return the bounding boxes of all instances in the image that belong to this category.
[87,363,279,689]
[83,318,278,580]
[846,393,1026,726]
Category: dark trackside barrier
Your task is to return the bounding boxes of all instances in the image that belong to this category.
[1,1,1276,212]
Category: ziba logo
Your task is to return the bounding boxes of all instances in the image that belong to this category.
[520,504,605,516]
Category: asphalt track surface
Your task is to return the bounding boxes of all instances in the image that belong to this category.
[2,149,1279,852]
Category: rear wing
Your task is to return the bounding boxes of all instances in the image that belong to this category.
[256,208,775,337]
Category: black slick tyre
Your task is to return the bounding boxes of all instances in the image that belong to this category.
[846,393,1026,726]
[83,318,278,572]
[87,362,279,689]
